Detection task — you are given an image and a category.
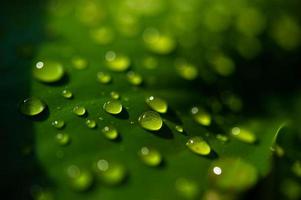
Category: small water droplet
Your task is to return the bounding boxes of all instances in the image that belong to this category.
[33,61,64,83]
[19,97,46,116]
[142,56,158,69]
[175,125,184,133]
[176,61,198,80]
[127,71,143,86]
[103,100,122,115]
[231,127,256,144]
[86,119,96,129]
[145,95,168,113]
[73,106,86,116]
[97,72,112,84]
[216,134,229,143]
[138,146,162,167]
[102,126,119,140]
[175,178,199,199]
[56,133,70,146]
[94,159,126,185]
[110,91,120,99]
[71,56,88,69]
[90,26,114,45]
[138,111,163,131]
[105,51,130,72]
[61,89,73,99]
[191,107,211,126]
[186,136,211,155]
[67,165,93,191]
[51,120,65,129]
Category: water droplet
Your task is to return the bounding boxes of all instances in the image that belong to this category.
[175,178,199,199]
[71,56,88,70]
[56,133,70,146]
[191,107,211,126]
[145,95,168,113]
[209,158,258,192]
[94,159,126,185]
[176,62,198,80]
[216,134,229,143]
[142,56,158,69]
[231,127,256,144]
[292,161,301,177]
[103,100,122,115]
[19,97,46,116]
[138,146,162,167]
[86,119,96,129]
[271,144,285,157]
[102,126,119,140]
[105,51,130,72]
[110,91,120,99]
[90,26,114,45]
[186,136,211,156]
[97,72,112,84]
[51,120,65,129]
[138,111,163,131]
[127,71,143,86]
[210,54,235,76]
[143,28,176,54]
[61,89,73,99]
[67,165,93,191]
[33,61,64,83]
[73,106,86,116]
[175,125,184,133]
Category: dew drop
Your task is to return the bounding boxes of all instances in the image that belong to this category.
[216,134,229,143]
[103,100,122,115]
[127,71,143,86]
[138,146,162,167]
[142,56,158,69]
[61,89,73,99]
[67,165,93,191]
[209,158,258,192]
[19,97,46,116]
[86,119,96,129]
[97,72,112,84]
[105,51,130,72]
[110,91,120,99]
[191,107,211,126]
[176,62,198,80]
[145,95,168,114]
[90,26,114,45]
[71,56,88,70]
[51,120,65,129]
[186,136,211,156]
[73,106,86,116]
[175,178,199,199]
[175,125,184,133]
[94,159,126,185]
[138,111,163,131]
[231,127,256,144]
[102,125,119,140]
[33,61,64,83]
[56,133,70,146]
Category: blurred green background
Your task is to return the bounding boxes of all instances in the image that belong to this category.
[0,0,300,199]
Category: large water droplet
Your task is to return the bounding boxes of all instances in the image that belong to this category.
[33,61,64,83]
[191,107,211,126]
[138,111,163,131]
[94,159,126,185]
[61,89,73,99]
[56,133,70,146]
[102,126,119,140]
[138,146,162,167]
[19,97,46,116]
[97,72,112,84]
[103,100,122,115]
[86,119,96,129]
[209,158,258,192]
[127,71,143,86]
[105,51,130,72]
[186,136,211,155]
[145,95,168,113]
[231,127,256,144]
[52,120,65,129]
[73,106,86,116]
